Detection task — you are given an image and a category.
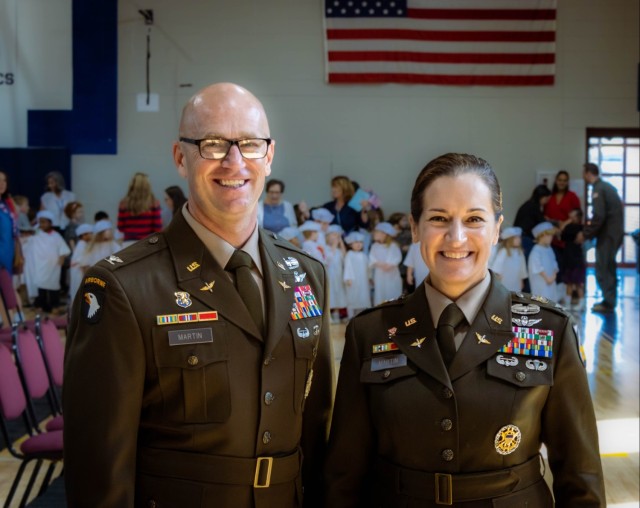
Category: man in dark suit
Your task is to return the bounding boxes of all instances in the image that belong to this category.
[63,83,334,507]
[583,162,624,313]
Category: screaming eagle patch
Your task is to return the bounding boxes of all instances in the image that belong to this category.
[81,277,107,324]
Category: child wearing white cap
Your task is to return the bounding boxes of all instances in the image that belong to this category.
[84,220,122,268]
[490,226,528,292]
[68,224,94,302]
[325,225,347,322]
[403,241,429,290]
[369,222,403,305]
[343,232,371,317]
[528,222,559,301]
[299,221,325,263]
[311,207,334,247]
[21,210,71,312]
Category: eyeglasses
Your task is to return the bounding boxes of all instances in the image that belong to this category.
[179,137,272,160]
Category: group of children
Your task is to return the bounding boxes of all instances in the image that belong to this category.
[17,202,122,313]
[491,208,586,309]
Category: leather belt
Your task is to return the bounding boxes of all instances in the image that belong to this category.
[375,454,544,505]
[138,447,301,488]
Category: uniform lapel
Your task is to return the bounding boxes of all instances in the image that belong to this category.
[448,277,514,382]
[163,213,262,341]
[391,286,452,390]
[259,230,296,356]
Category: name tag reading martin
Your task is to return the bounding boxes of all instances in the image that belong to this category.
[371,353,408,372]
[168,328,213,346]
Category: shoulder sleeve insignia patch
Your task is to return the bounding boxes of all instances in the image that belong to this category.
[81,281,106,324]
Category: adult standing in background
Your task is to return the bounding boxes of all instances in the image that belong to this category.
[116,172,163,247]
[544,170,582,294]
[40,170,76,232]
[64,82,333,508]
[583,162,624,313]
[322,175,370,234]
[513,184,552,262]
[325,153,605,507]
[257,178,297,233]
[0,170,23,275]
[164,185,188,217]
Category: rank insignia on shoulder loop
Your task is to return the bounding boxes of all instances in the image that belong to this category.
[175,291,192,308]
[278,280,291,291]
[476,332,491,345]
[511,303,540,315]
[105,255,123,265]
[494,424,521,455]
[491,314,503,324]
[512,315,542,327]
[404,317,417,327]
[372,342,398,353]
[186,261,200,272]
[200,281,215,292]
[530,294,549,304]
[411,337,426,348]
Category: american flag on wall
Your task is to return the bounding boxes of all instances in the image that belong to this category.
[323,0,557,86]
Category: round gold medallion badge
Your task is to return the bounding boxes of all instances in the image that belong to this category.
[494,424,522,455]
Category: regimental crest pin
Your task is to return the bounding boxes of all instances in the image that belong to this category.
[387,327,398,338]
[494,424,522,455]
[175,291,192,308]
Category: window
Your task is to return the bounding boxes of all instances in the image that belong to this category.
[586,128,640,267]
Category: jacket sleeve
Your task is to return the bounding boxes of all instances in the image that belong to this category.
[63,265,145,507]
[324,318,375,508]
[584,183,606,239]
[300,262,335,507]
[541,318,606,506]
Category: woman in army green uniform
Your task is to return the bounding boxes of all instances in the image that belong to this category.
[325,153,605,507]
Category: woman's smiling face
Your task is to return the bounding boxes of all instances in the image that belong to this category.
[411,174,502,299]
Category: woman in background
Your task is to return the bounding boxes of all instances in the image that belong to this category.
[164,185,188,217]
[117,172,163,247]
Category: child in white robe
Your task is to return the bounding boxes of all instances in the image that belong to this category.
[369,222,402,306]
[325,225,347,322]
[84,220,122,268]
[491,226,528,292]
[343,231,371,318]
[403,241,429,291]
[528,222,559,301]
[299,221,325,263]
[68,223,93,303]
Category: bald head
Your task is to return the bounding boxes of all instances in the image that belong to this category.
[179,82,270,139]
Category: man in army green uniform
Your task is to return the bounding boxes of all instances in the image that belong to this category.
[583,162,624,313]
[63,83,334,507]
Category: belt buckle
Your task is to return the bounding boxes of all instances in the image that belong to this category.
[254,457,273,488]
[435,473,453,505]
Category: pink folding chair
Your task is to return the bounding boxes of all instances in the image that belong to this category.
[11,324,64,433]
[0,343,63,507]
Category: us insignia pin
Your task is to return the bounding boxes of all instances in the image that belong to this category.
[404,317,417,327]
[411,337,426,348]
[278,280,291,291]
[494,424,521,455]
[200,281,215,292]
[186,261,200,272]
[491,315,503,324]
[175,291,192,308]
[476,332,491,345]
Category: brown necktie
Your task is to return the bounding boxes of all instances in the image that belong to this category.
[226,250,264,334]
[437,303,465,366]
